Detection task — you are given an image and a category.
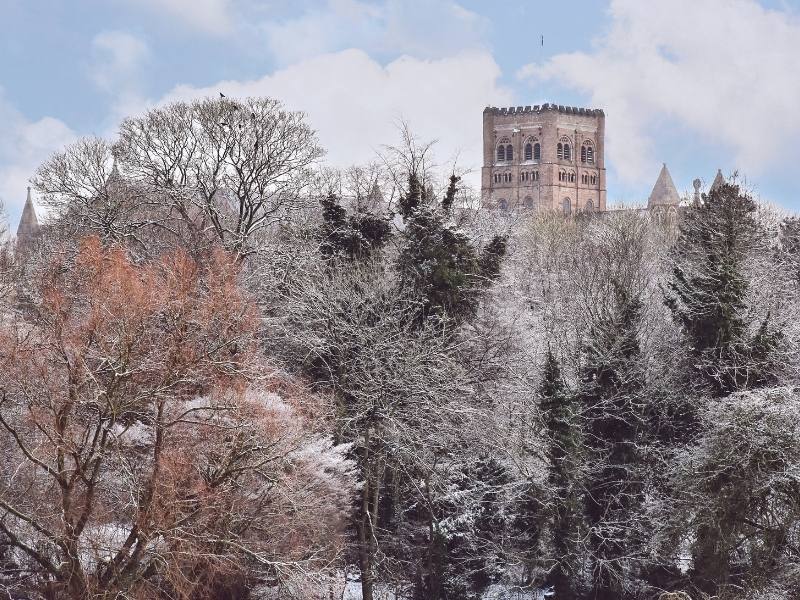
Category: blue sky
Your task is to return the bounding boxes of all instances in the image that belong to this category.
[2,0,800,228]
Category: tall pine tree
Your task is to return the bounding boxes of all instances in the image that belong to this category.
[666,180,781,397]
[396,173,507,324]
[580,286,647,600]
[538,350,581,600]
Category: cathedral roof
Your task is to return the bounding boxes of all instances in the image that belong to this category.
[647,163,681,207]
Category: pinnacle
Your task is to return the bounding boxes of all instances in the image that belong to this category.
[16,187,41,251]
[647,163,680,207]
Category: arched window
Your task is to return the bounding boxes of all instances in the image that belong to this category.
[533,143,541,160]
[562,197,572,215]
[496,138,510,162]
[558,169,566,182]
[581,140,594,164]
[523,196,534,209]
[559,136,571,161]
[569,171,576,183]
[524,143,533,161]
[498,198,508,210]
[506,144,513,161]
[557,143,563,160]
[533,170,539,181]
[585,199,594,212]
[591,174,597,185]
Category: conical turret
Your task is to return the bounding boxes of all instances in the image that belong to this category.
[647,163,680,208]
[16,187,40,252]
[710,169,725,192]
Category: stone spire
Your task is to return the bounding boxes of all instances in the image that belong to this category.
[16,187,40,252]
[647,163,680,208]
[710,169,725,192]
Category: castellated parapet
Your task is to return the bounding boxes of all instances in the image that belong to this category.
[481,103,606,213]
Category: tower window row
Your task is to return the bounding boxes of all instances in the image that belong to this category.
[495,197,597,212]
[496,138,595,164]
[521,170,540,182]
[494,170,541,185]
[558,170,577,183]
[524,142,541,161]
[581,173,598,185]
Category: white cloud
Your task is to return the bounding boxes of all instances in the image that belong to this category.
[161,49,513,185]
[259,0,488,66]
[518,0,800,185]
[0,92,77,231]
[124,0,233,35]
[90,31,150,93]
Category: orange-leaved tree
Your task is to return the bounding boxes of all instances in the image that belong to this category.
[0,237,354,599]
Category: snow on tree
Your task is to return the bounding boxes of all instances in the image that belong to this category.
[0,238,355,599]
[666,180,783,397]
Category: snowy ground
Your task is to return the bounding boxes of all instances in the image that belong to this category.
[340,580,549,599]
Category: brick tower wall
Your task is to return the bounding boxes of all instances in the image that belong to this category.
[481,104,606,213]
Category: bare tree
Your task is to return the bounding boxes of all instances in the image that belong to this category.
[116,97,324,256]
[0,238,354,599]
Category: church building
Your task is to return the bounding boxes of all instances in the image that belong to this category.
[481,103,606,213]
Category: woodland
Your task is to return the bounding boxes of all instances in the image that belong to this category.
[0,97,798,600]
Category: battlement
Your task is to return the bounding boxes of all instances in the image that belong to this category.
[483,104,604,117]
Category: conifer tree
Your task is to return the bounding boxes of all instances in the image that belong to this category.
[538,350,581,599]
[441,174,459,212]
[666,180,781,397]
[396,173,507,324]
[319,193,391,260]
[399,172,425,218]
[580,286,646,600]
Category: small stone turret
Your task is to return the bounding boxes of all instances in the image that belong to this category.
[16,187,40,253]
[647,163,681,208]
[710,169,725,192]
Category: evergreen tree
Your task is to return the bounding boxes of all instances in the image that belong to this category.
[396,174,507,324]
[538,350,581,600]
[580,286,647,600]
[415,457,512,600]
[441,174,459,212]
[398,172,426,219]
[666,181,781,397]
[319,193,392,260]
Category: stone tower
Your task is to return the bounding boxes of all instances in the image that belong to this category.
[481,103,606,213]
[16,187,40,253]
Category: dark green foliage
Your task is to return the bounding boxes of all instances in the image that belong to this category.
[665,181,781,396]
[441,174,459,212]
[397,174,506,324]
[580,286,646,600]
[479,235,508,282]
[398,173,427,219]
[319,193,392,260]
[537,351,581,599]
[414,457,512,600]
[397,206,479,322]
